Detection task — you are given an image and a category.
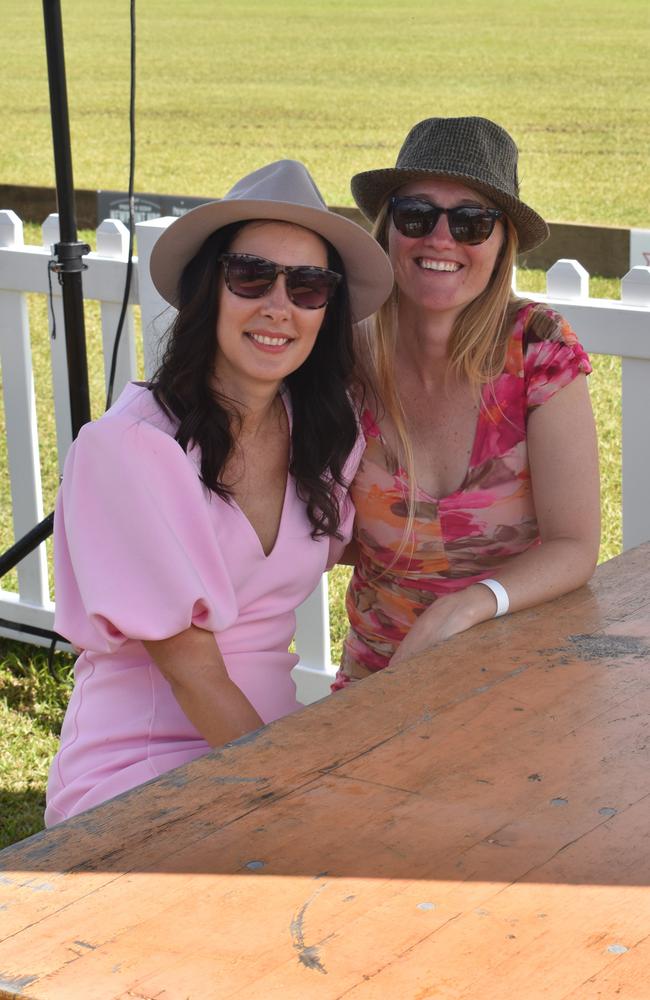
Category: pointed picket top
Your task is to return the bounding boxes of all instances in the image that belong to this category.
[97,218,130,259]
[621,266,650,306]
[546,258,590,299]
[42,213,60,251]
[0,210,24,248]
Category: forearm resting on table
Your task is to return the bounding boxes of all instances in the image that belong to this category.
[390,536,600,666]
[456,535,599,627]
[143,626,263,747]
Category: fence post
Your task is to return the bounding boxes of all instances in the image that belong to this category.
[42,213,73,470]
[546,259,590,298]
[96,219,137,399]
[0,211,49,604]
[292,576,333,705]
[134,218,175,378]
[620,266,650,550]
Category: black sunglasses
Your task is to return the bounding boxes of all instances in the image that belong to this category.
[218,252,341,309]
[390,196,503,245]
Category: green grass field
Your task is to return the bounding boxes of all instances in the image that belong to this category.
[2,0,649,225]
[0,0,638,848]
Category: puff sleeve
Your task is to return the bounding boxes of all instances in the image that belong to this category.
[524,305,592,412]
[54,413,238,653]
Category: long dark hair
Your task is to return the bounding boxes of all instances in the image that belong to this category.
[151,221,359,538]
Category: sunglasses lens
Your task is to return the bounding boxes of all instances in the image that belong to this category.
[287,268,340,309]
[391,198,500,245]
[391,198,438,238]
[448,208,497,245]
[221,254,340,309]
[224,256,276,298]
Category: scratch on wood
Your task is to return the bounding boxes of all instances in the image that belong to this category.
[225,725,267,749]
[142,809,178,824]
[318,761,342,773]
[3,823,83,867]
[123,989,167,999]
[19,878,54,892]
[0,973,38,993]
[545,634,650,664]
[73,940,97,950]
[290,883,328,974]
[211,776,268,785]
[574,634,650,660]
[156,771,189,789]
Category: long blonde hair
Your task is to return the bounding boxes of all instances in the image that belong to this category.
[356,200,522,561]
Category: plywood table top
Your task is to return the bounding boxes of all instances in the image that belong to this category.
[1,543,650,999]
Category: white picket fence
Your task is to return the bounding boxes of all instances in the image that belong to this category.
[1,210,650,705]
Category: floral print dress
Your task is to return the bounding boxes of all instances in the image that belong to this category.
[335,302,592,687]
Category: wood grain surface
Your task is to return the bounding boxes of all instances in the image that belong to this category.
[1,544,649,999]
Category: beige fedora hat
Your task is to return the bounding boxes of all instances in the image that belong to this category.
[150,159,394,322]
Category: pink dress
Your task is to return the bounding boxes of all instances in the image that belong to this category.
[336,302,592,686]
[46,383,361,825]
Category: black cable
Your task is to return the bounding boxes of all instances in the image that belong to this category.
[47,259,58,339]
[47,634,59,677]
[105,0,136,410]
[0,617,65,644]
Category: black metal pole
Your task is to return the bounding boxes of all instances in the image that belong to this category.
[42,0,91,439]
[0,2,91,584]
[0,514,54,581]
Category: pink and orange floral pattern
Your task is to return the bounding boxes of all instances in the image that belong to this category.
[335,302,591,687]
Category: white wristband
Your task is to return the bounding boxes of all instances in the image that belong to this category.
[478,578,509,617]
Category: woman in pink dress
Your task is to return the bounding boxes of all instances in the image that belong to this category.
[335,117,601,686]
[46,159,393,824]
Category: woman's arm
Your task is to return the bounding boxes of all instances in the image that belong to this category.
[390,375,600,665]
[143,626,264,747]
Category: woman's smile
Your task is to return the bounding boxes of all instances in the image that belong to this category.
[246,330,293,351]
[416,257,462,273]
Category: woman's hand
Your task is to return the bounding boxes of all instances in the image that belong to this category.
[143,626,264,748]
[389,585,497,666]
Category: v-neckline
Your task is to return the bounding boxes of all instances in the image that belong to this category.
[230,390,292,560]
[367,382,487,504]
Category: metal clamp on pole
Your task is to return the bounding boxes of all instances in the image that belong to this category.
[50,240,91,279]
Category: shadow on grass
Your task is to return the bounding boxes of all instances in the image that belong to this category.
[0,788,46,851]
[0,639,73,850]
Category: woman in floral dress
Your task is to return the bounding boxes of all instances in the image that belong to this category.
[335,116,600,685]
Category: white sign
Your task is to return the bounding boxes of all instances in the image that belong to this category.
[630,229,650,269]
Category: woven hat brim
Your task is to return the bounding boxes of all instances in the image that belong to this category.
[351,167,549,252]
[149,198,394,323]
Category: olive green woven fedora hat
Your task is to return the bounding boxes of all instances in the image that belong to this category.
[351,116,549,252]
